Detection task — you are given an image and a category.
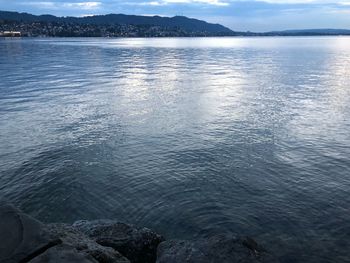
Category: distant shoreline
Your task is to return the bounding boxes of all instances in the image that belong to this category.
[1,10,350,38]
[1,35,350,39]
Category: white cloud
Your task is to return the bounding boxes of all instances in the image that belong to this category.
[63,2,101,10]
[128,0,229,6]
[24,1,101,10]
[135,1,166,6]
[24,1,57,8]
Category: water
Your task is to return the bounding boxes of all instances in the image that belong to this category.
[1,37,350,262]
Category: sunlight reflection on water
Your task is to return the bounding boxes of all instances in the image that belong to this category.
[0,37,350,262]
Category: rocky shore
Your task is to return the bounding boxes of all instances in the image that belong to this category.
[0,202,279,263]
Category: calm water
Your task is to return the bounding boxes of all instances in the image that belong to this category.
[1,37,350,262]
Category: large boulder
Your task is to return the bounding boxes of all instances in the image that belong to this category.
[0,202,60,263]
[28,245,99,263]
[156,234,279,263]
[0,202,130,263]
[73,220,165,263]
[46,223,130,263]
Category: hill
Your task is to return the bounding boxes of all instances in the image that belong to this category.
[0,10,234,37]
[2,11,350,37]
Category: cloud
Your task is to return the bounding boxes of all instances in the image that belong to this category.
[63,2,101,10]
[163,0,229,6]
[23,1,101,10]
[126,0,229,6]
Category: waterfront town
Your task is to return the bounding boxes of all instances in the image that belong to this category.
[0,20,220,37]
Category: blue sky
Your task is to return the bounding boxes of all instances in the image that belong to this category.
[0,0,349,31]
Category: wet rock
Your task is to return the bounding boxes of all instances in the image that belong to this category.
[156,234,279,263]
[0,202,129,263]
[241,236,262,254]
[0,202,60,263]
[0,202,279,263]
[46,223,130,263]
[73,220,165,263]
[28,245,98,263]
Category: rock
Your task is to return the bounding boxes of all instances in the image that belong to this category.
[241,236,261,253]
[0,202,60,263]
[0,202,279,263]
[28,245,98,263]
[156,234,279,263]
[73,220,165,263]
[0,202,129,263]
[45,223,130,263]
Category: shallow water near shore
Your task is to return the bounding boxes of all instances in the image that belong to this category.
[1,37,350,262]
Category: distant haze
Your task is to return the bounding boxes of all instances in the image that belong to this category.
[0,0,350,31]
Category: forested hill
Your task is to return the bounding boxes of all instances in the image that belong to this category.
[0,10,234,36]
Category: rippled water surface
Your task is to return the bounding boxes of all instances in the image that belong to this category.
[1,37,350,262]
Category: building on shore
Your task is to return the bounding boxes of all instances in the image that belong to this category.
[0,31,22,37]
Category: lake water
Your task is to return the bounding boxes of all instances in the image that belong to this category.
[1,37,350,262]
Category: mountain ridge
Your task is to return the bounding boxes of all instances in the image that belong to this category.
[1,10,350,37]
[0,10,233,34]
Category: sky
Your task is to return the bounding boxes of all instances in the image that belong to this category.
[0,0,349,31]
